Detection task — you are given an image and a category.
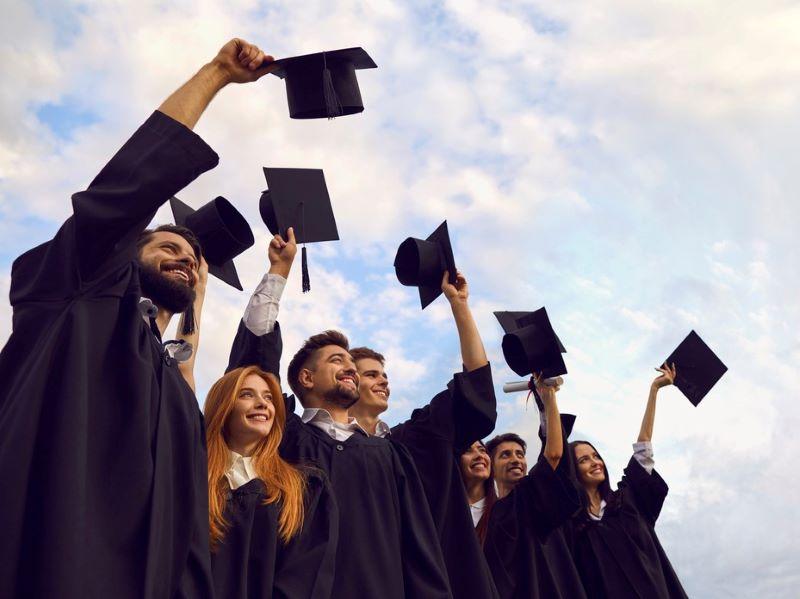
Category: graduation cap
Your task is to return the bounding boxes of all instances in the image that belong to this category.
[394,221,457,309]
[662,330,727,406]
[169,196,254,291]
[270,47,377,119]
[259,167,339,292]
[494,308,567,379]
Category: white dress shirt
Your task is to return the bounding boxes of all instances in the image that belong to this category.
[588,441,655,521]
[224,450,258,490]
[243,273,287,335]
[138,297,193,362]
[470,497,487,527]
[302,408,369,442]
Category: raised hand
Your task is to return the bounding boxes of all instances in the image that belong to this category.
[534,372,560,404]
[268,227,297,279]
[211,38,275,84]
[652,362,677,390]
[442,270,469,305]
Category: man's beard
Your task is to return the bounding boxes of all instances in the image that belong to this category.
[138,261,196,332]
[322,382,360,410]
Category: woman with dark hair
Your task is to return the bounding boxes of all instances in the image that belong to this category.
[205,365,338,599]
[459,440,498,544]
[568,363,688,599]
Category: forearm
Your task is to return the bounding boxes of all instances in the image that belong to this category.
[542,398,563,469]
[177,289,205,392]
[158,62,230,130]
[451,301,488,371]
[637,387,658,443]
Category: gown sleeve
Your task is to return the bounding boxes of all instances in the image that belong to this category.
[11,111,218,303]
[226,319,284,377]
[391,363,496,451]
[391,443,453,599]
[618,456,669,526]
[273,472,339,599]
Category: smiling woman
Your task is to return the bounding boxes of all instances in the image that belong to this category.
[203,365,339,599]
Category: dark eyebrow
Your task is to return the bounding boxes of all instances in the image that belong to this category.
[327,352,348,361]
[362,369,380,376]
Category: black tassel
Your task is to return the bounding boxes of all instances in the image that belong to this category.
[180,302,196,335]
[322,67,342,119]
[301,246,310,293]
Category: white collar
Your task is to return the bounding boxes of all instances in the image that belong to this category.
[224,450,258,490]
[302,408,368,435]
[588,499,608,521]
[471,496,487,509]
[138,297,193,362]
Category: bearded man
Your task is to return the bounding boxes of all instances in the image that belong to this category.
[0,38,273,599]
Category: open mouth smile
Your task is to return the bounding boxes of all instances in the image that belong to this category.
[162,264,192,285]
[246,413,271,422]
[338,374,357,389]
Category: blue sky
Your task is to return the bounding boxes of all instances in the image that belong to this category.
[2,1,799,596]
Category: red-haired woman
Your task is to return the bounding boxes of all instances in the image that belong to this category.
[205,365,338,599]
[568,364,688,598]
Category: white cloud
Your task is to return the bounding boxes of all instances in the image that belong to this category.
[2,1,799,596]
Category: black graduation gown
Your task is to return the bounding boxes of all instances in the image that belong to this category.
[570,457,688,599]
[484,456,585,599]
[389,364,500,599]
[211,471,338,599]
[0,111,218,599]
[227,321,453,599]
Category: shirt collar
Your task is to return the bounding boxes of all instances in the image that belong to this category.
[224,450,258,490]
[301,408,368,436]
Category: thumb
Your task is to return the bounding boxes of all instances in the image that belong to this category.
[286,226,297,245]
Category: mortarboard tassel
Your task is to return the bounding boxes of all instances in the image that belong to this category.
[322,53,343,119]
[301,245,311,293]
[180,302,196,335]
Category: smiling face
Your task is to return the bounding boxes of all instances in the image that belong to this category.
[573,442,607,489]
[300,345,360,409]
[354,357,390,415]
[137,231,199,314]
[492,441,527,489]
[224,373,277,455]
[139,231,199,287]
[460,441,491,486]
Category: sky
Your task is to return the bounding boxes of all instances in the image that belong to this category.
[2,1,799,596]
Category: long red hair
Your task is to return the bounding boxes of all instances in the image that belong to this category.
[205,366,306,548]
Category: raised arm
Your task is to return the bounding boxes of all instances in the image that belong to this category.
[226,230,296,376]
[637,362,676,443]
[441,270,488,372]
[536,374,564,470]
[176,257,208,392]
[158,39,274,130]
[72,39,274,283]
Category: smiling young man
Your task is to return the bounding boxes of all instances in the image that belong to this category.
[347,270,500,599]
[223,231,452,599]
[0,38,274,599]
[483,381,587,599]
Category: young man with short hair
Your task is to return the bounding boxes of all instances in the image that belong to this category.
[348,270,500,599]
[225,233,453,599]
[0,38,273,599]
[483,381,587,599]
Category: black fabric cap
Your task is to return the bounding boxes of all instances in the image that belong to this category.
[169,196,254,290]
[394,221,457,309]
[497,307,567,378]
[494,311,567,352]
[663,330,727,406]
[259,168,340,244]
[270,47,377,119]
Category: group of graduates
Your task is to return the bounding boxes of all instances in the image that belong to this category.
[0,38,728,598]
